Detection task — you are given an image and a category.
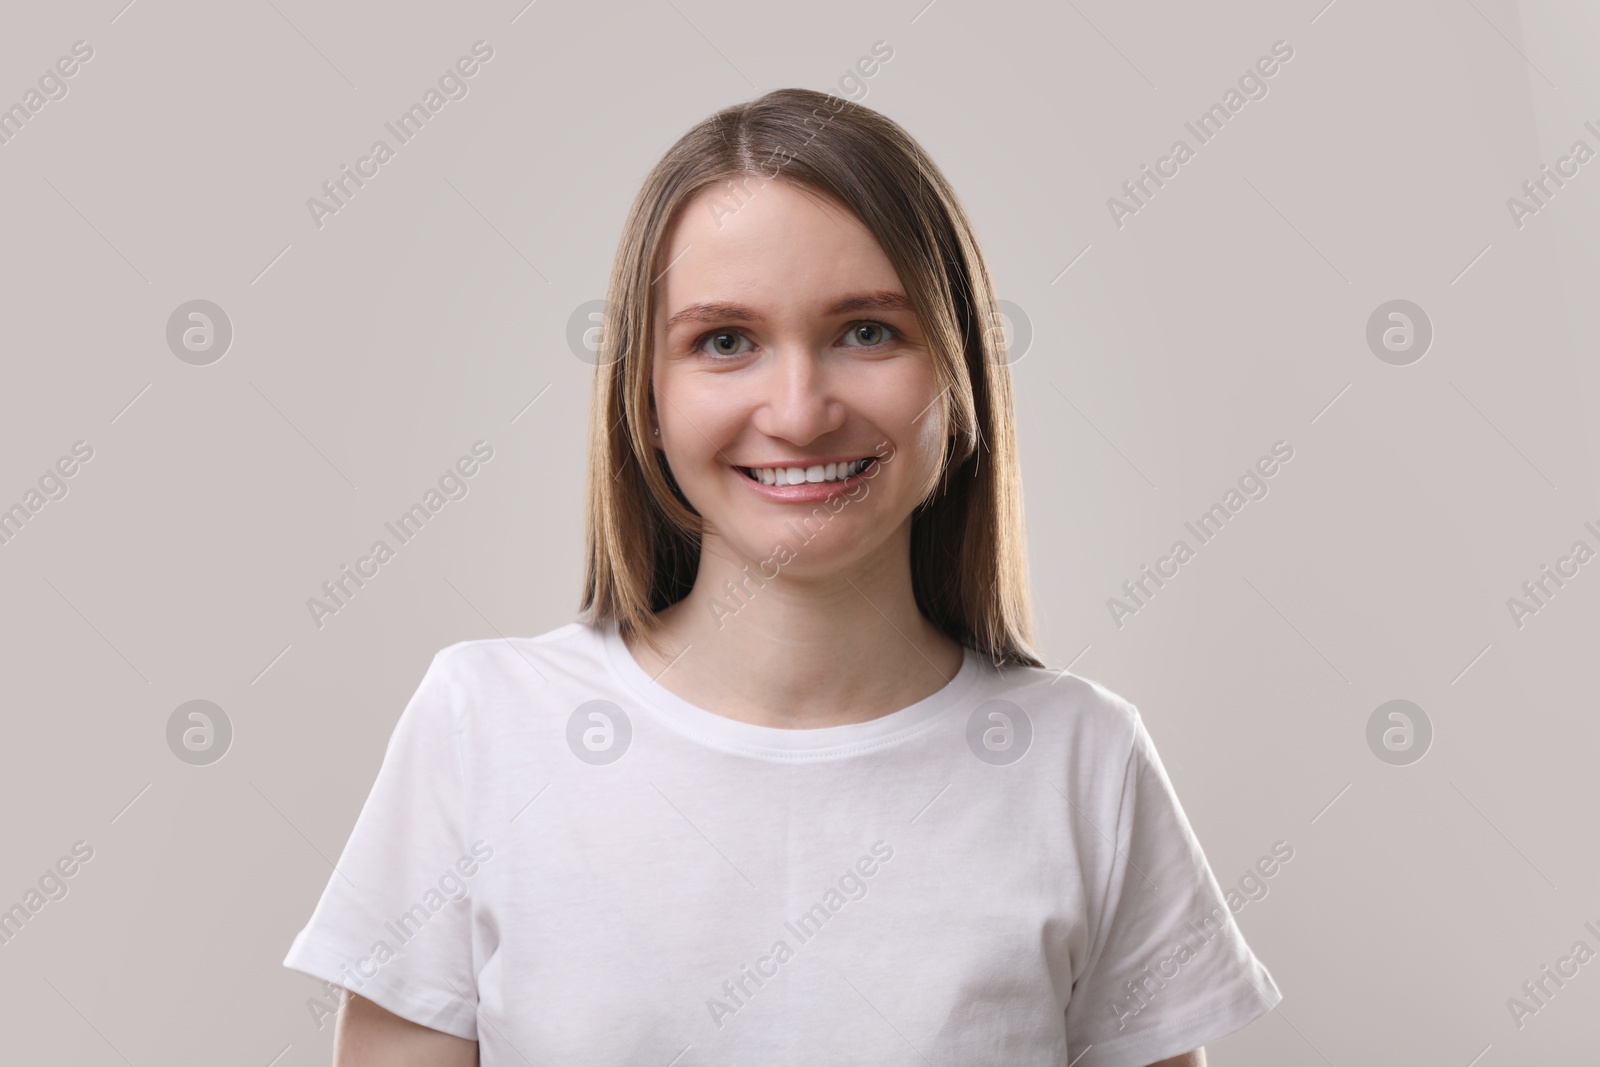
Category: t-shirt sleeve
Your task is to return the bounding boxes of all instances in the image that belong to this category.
[281,649,481,1040]
[1063,706,1282,1066]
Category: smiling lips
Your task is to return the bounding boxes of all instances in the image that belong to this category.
[738,458,877,486]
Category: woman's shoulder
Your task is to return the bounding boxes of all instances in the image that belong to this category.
[986,653,1140,720]
[427,620,607,692]
[983,655,1144,750]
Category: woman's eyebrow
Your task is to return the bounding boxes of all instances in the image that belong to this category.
[664,290,912,330]
[665,302,757,330]
[825,290,913,316]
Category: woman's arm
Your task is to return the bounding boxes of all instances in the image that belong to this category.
[332,990,478,1066]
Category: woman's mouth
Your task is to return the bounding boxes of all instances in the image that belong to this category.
[738,457,876,486]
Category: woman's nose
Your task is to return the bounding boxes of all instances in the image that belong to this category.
[751,346,845,445]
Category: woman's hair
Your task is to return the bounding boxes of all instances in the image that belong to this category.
[579,87,1044,669]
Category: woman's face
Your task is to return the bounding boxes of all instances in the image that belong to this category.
[649,176,948,576]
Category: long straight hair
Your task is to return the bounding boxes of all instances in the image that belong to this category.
[579,87,1043,669]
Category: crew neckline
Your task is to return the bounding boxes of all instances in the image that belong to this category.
[599,619,981,759]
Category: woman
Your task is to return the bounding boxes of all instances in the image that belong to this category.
[283,87,1282,1066]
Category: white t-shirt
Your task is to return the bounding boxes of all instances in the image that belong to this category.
[282,620,1281,1066]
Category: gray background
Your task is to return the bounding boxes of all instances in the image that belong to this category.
[2,0,1597,1063]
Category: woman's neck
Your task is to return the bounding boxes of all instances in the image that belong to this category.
[623,537,965,729]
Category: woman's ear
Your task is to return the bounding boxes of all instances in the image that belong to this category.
[646,387,662,445]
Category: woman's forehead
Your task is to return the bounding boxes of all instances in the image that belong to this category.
[658,192,901,316]
[667,179,878,259]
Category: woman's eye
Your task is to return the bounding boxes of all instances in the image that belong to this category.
[693,322,895,357]
[698,331,752,357]
[842,322,894,347]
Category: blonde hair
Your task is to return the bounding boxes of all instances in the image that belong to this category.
[579,87,1043,669]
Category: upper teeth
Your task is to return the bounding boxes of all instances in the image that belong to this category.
[745,459,869,486]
